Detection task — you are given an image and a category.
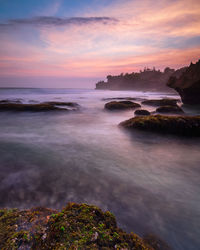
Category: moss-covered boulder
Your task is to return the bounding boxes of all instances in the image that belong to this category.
[134,109,151,116]
[156,105,184,114]
[0,203,156,250]
[105,101,141,111]
[141,99,178,107]
[120,115,200,136]
[0,101,79,112]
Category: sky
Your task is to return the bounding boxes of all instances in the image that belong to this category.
[0,0,200,88]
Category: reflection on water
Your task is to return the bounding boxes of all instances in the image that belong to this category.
[0,88,200,250]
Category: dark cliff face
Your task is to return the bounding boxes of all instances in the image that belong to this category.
[96,68,175,92]
[167,60,200,105]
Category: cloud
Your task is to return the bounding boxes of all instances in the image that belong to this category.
[0,16,118,28]
[1,0,200,87]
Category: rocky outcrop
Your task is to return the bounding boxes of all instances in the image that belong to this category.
[156,105,184,114]
[142,98,178,107]
[120,115,200,136]
[0,101,79,112]
[0,203,163,249]
[134,109,151,116]
[167,60,200,105]
[105,101,141,110]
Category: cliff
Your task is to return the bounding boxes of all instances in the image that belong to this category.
[96,67,176,92]
[167,60,200,105]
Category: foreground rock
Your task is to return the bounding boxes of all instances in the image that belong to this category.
[0,102,79,112]
[156,105,184,114]
[142,98,178,107]
[0,203,165,249]
[134,109,151,116]
[120,115,200,136]
[167,59,200,105]
[105,101,141,110]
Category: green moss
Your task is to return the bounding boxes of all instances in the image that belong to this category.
[0,203,161,249]
[0,101,79,112]
[120,115,200,136]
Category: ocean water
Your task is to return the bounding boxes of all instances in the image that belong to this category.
[0,88,200,250]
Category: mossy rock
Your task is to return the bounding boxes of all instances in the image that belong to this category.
[105,101,141,111]
[120,115,200,136]
[134,109,151,116]
[0,101,79,112]
[142,99,178,107]
[0,203,159,249]
[156,105,184,114]
[43,101,79,107]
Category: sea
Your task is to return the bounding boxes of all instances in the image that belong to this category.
[0,88,200,250]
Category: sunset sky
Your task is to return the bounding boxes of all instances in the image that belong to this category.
[0,0,200,88]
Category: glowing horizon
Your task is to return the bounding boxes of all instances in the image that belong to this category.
[0,0,200,88]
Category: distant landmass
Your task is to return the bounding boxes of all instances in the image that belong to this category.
[96,67,187,92]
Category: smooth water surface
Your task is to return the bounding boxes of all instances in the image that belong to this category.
[0,88,200,250]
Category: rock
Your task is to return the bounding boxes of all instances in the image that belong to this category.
[167,59,200,105]
[102,97,140,101]
[144,234,171,250]
[105,101,141,110]
[119,115,200,136]
[156,105,184,114]
[91,231,98,241]
[0,203,155,249]
[43,101,79,107]
[0,102,79,112]
[0,99,22,104]
[134,109,151,116]
[142,98,178,107]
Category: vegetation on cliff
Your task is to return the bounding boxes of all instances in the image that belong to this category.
[0,203,162,250]
[96,67,176,91]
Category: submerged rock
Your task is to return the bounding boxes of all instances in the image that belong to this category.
[120,115,200,136]
[156,105,184,114]
[144,234,171,250]
[167,59,200,105]
[0,203,158,249]
[105,101,141,110]
[142,98,178,107]
[102,97,141,101]
[0,101,79,112]
[0,99,22,104]
[43,101,79,107]
[134,109,151,116]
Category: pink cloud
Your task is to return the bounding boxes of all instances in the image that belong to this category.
[0,0,200,82]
